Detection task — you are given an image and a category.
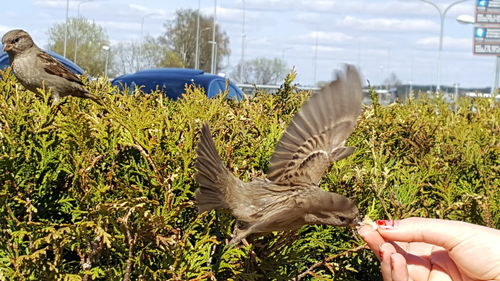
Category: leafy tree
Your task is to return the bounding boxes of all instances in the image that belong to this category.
[232,57,288,85]
[47,17,112,76]
[161,9,230,73]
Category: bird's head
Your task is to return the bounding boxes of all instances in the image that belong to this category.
[2,29,35,57]
[304,191,360,227]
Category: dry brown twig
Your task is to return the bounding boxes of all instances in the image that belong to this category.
[293,244,369,281]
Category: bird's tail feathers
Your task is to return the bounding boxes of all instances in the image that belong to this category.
[195,123,237,212]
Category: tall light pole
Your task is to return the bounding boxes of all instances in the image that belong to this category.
[102,45,110,77]
[196,27,212,70]
[313,32,319,86]
[282,47,292,61]
[210,0,217,74]
[418,0,469,91]
[139,13,157,70]
[140,13,157,41]
[74,0,92,64]
[239,0,246,83]
[195,0,201,69]
[63,0,69,57]
[209,40,217,73]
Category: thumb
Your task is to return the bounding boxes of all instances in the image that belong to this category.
[376,217,500,251]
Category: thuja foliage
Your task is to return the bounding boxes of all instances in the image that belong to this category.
[0,68,498,280]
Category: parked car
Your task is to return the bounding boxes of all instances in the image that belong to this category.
[0,50,85,75]
[112,68,244,100]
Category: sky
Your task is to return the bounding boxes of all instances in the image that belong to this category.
[1,0,495,87]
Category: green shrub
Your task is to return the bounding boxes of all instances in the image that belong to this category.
[0,68,498,280]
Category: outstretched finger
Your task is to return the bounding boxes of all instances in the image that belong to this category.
[375,218,500,252]
[357,225,386,260]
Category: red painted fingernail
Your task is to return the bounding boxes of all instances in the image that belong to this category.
[375,220,396,229]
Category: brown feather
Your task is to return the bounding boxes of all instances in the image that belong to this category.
[195,123,242,212]
[37,52,84,85]
[267,65,362,185]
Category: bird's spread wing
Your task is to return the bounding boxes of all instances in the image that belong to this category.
[37,52,83,85]
[267,65,362,186]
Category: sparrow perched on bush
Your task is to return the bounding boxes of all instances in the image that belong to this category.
[195,65,363,245]
[2,29,100,104]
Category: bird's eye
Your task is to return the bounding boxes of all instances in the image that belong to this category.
[338,216,347,223]
[11,38,20,44]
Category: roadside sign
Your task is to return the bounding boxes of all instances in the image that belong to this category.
[476,0,500,23]
[474,0,500,54]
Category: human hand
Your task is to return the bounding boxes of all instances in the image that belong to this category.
[358,217,500,281]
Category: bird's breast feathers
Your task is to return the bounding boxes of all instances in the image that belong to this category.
[11,55,40,90]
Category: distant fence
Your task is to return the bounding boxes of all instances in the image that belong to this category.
[237,84,499,104]
[237,84,396,105]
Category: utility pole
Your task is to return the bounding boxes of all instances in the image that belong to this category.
[63,0,69,57]
[418,0,469,91]
[210,0,217,74]
[195,0,201,69]
[239,0,246,83]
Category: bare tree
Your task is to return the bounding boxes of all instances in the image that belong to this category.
[232,57,288,85]
[111,36,183,76]
[383,72,402,88]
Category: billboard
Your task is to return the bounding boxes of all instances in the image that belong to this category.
[474,0,500,54]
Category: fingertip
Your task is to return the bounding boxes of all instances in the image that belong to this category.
[357,225,373,238]
[380,243,397,280]
[390,253,409,281]
[380,243,397,256]
[357,225,387,256]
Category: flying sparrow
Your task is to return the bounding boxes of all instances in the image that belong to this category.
[195,65,363,245]
[2,29,100,104]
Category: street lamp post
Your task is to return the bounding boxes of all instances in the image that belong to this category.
[239,0,246,83]
[313,32,319,85]
[195,0,201,69]
[140,13,157,41]
[139,13,157,70]
[195,27,211,70]
[63,0,69,57]
[74,0,92,64]
[210,0,217,74]
[102,45,110,77]
[282,47,292,61]
[209,40,217,74]
[418,0,469,91]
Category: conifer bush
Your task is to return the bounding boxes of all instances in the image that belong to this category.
[0,68,498,280]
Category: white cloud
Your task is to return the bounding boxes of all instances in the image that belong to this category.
[33,0,66,8]
[0,25,12,34]
[337,16,439,32]
[212,7,249,24]
[316,45,343,52]
[128,4,166,17]
[305,31,352,44]
[297,0,471,17]
[416,36,472,50]
[240,0,297,11]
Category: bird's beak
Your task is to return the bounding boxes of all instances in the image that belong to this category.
[3,43,12,52]
[351,216,362,227]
